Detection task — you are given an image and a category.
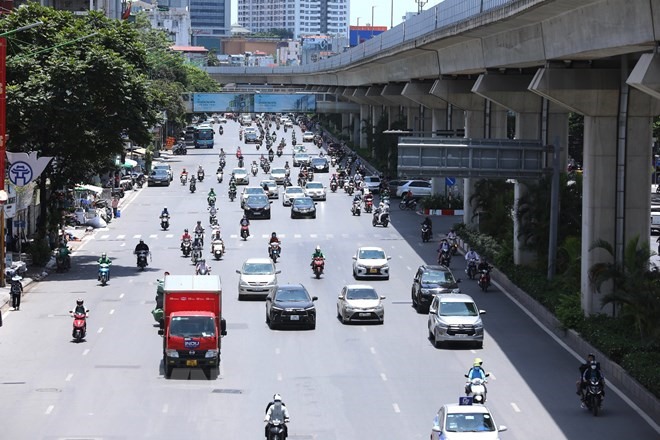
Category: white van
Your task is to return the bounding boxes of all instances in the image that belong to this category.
[240,114,252,126]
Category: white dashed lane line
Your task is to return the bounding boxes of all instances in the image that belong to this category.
[510,403,521,413]
[82,349,90,356]
[45,405,54,415]
[65,373,73,382]
[162,404,169,413]
[392,403,401,413]
[109,309,115,315]
[369,347,376,354]
[380,373,388,382]
[97,327,104,334]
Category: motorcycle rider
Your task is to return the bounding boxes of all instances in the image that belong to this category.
[402,189,415,207]
[160,206,169,218]
[197,165,204,178]
[421,216,433,235]
[447,228,457,243]
[229,172,237,186]
[219,148,226,159]
[269,232,281,254]
[465,248,480,271]
[73,298,87,317]
[477,258,491,274]
[180,168,188,179]
[208,188,216,200]
[195,258,211,275]
[240,215,250,236]
[194,221,205,235]
[181,229,192,251]
[208,205,218,221]
[57,242,72,269]
[264,394,290,439]
[310,245,324,267]
[373,201,389,224]
[578,354,605,403]
[465,358,487,394]
[97,252,112,280]
[352,192,362,211]
[134,239,150,265]
[229,180,237,196]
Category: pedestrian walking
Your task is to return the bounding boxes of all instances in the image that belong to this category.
[111,197,119,218]
[10,275,23,311]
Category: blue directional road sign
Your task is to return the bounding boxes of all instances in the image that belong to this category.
[445,177,456,186]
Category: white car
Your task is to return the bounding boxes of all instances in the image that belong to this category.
[240,186,267,208]
[302,131,315,142]
[304,181,326,201]
[337,284,385,324]
[232,167,250,185]
[352,246,391,280]
[293,153,311,167]
[236,258,280,300]
[431,402,507,440]
[283,120,293,128]
[428,294,485,348]
[260,180,279,199]
[282,186,305,206]
[396,179,432,197]
[293,145,307,154]
[270,168,287,184]
[218,116,227,124]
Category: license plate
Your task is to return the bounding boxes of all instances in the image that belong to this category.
[369,268,378,274]
[289,315,300,320]
[186,360,197,366]
[455,333,468,337]
[359,313,371,317]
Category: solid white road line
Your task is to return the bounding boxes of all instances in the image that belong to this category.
[166,234,174,238]
[45,405,54,415]
[65,373,73,382]
[294,234,302,238]
[119,293,125,299]
[510,402,521,413]
[117,235,125,239]
[101,235,109,239]
[310,234,318,238]
[82,349,90,356]
[133,234,141,238]
[392,403,401,413]
[277,373,283,381]
[149,234,157,239]
[120,243,125,247]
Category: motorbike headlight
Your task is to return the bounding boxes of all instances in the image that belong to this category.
[165,349,179,358]
[205,350,218,358]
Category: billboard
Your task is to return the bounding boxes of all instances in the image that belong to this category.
[349,26,387,47]
[192,93,316,113]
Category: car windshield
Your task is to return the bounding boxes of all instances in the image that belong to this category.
[366,176,380,183]
[234,169,247,176]
[169,316,216,338]
[294,198,314,207]
[287,188,304,194]
[439,301,478,317]
[275,288,310,302]
[346,288,378,300]
[152,170,168,176]
[243,262,274,275]
[306,183,323,189]
[422,271,455,284]
[272,169,285,175]
[296,154,309,159]
[245,188,263,194]
[154,166,169,171]
[445,413,495,433]
[247,195,268,204]
[359,249,385,259]
[311,158,326,165]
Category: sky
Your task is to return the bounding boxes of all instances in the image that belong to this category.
[230,0,445,30]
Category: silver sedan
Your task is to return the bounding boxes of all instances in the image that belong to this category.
[337,284,385,324]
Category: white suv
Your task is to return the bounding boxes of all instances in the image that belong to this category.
[236,258,280,300]
[427,294,485,348]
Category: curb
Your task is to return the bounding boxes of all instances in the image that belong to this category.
[420,209,464,216]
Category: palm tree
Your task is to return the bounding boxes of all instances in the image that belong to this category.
[588,236,660,342]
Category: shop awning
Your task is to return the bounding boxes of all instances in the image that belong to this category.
[74,184,103,194]
[120,158,138,169]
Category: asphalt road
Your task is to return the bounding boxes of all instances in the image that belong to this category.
[0,118,657,439]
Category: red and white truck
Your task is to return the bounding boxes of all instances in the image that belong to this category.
[158,275,227,379]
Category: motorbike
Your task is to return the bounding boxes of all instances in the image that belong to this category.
[269,243,281,263]
[70,310,89,342]
[583,377,604,416]
[212,240,224,260]
[465,375,489,404]
[229,188,237,202]
[478,269,491,292]
[181,174,187,185]
[364,199,374,213]
[450,241,459,256]
[466,259,478,280]
[251,165,258,176]
[346,183,354,196]
[208,196,217,207]
[56,249,71,273]
[218,125,223,135]
[197,263,210,275]
[240,224,250,240]
[136,250,150,271]
[308,170,314,181]
[173,143,187,155]
[421,224,432,242]
[216,170,223,183]
[338,177,345,189]
[181,239,192,257]
[197,170,205,182]
[330,181,338,192]
[351,200,361,216]
[160,215,170,231]
[209,214,218,227]
[277,147,283,157]
[238,157,244,168]
[98,263,110,286]
[438,250,451,267]
[399,198,417,211]
[312,257,324,279]
[219,157,226,170]
[372,210,389,228]
[189,180,196,193]
[194,232,204,247]
[266,419,288,440]
[111,187,124,199]
[268,151,274,162]
[263,162,271,174]
[191,247,202,264]
[331,157,337,167]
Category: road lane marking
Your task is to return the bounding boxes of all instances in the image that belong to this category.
[275,348,280,355]
[149,234,157,239]
[133,234,141,238]
[101,235,109,239]
[370,347,376,354]
[82,349,90,356]
[162,404,169,413]
[380,373,388,382]
[310,234,318,238]
[294,234,302,238]
[45,405,54,415]
[117,235,125,239]
[120,243,125,247]
[277,373,283,381]
[392,403,400,413]
[398,255,403,259]
[109,309,115,315]
[341,233,349,238]
[119,293,125,299]
[230,234,237,238]
[97,327,104,334]
[406,266,411,271]
[510,403,521,413]
[261,234,269,238]
[65,374,73,382]
[326,234,334,239]
[166,234,174,238]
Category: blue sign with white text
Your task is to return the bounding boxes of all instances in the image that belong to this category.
[191,93,316,113]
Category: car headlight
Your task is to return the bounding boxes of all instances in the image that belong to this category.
[239,280,249,287]
[356,264,366,270]
[420,288,431,295]
[474,322,483,329]
[451,288,461,293]
[271,306,284,311]
[165,349,179,358]
[205,350,218,358]
[304,306,315,311]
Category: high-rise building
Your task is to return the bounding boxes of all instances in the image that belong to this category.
[238,0,349,39]
[189,0,231,49]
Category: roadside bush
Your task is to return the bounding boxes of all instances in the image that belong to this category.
[621,351,660,398]
[419,195,463,210]
[555,291,585,330]
[26,238,52,267]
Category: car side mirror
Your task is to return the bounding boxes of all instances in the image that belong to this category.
[276,270,282,274]
[235,270,241,274]
[352,256,357,260]
[498,426,508,432]
[432,426,442,433]
[464,374,469,378]
[479,310,486,315]
[380,296,386,300]
[387,256,392,260]
[312,296,318,301]
[158,329,164,336]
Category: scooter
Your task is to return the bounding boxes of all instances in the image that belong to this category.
[240,225,250,241]
[70,310,89,343]
[251,165,258,176]
[351,200,361,216]
[98,263,110,286]
[421,224,432,242]
[136,250,150,271]
[191,247,202,265]
[364,199,374,213]
[197,170,205,182]
[189,180,196,193]
[399,198,417,211]
[438,250,451,267]
[478,268,491,292]
[372,211,389,228]
[216,170,223,183]
[180,174,187,185]
[583,377,605,416]
[181,239,192,257]
[269,243,281,263]
[208,196,216,207]
[330,181,338,192]
[56,251,71,273]
[465,375,489,404]
[312,257,324,279]
[266,419,288,440]
[212,240,224,260]
[160,215,170,231]
[466,259,478,280]
[238,157,244,168]
[229,188,237,202]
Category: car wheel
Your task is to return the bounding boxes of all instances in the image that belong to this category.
[238,293,244,301]
[336,305,341,319]
[340,310,348,324]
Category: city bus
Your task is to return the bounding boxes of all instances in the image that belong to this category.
[194,124,215,149]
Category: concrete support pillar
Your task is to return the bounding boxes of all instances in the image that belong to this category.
[547,107,569,170]
[341,113,350,139]
[350,112,360,144]
[387,106,400,128]
[407,106,420,131]
[359,104,369,149]
[431,108,448,134]
[515,112,541,140]
[450,108,465,132]
[490,105,508,139]
[372,105,384,128]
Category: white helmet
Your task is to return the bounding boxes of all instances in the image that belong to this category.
[273,393,282,401]
[315,245,320,251]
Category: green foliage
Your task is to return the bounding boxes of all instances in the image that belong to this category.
[26,238,52,267]
[419,195,463,210]
[621,351,660,398]
[555,291,584,330]
[468,179,514,240]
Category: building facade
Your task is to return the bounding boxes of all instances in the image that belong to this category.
[189,0,231,49]
[237,0,349,39]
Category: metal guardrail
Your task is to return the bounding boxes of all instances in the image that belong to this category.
[397,137,552,178]
[206,0,515,77]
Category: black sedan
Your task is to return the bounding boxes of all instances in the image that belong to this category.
[244,194,272,219]
[148,169,171,187]
[310,157,329,172]
[266,284,317,330]
[291,197,317,219]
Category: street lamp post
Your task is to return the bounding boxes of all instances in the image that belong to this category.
[371,6,376,38]
[357,17,361,27]
[0,21,44,287]
[391,0,394,29]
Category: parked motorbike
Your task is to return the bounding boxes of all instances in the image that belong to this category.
[181,239,192,257]
[583,377,605,416]
[466,259,478,280]
[351,200,361,216]
[269,243,281,263]
[312,257,325,279]
[399,198,417,211]
[465,375,489,404]
[478,269,491,292]
[212,240,224,260]
[421,224,432,242]
[160,215,170,231]
[56,249,71,273]
[98,263,110,286]
[240,225,250,241]
[70,310,89,343]
[136,250,150,271]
